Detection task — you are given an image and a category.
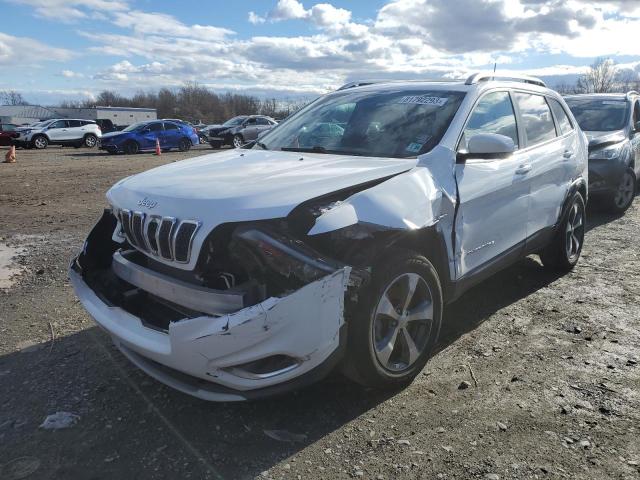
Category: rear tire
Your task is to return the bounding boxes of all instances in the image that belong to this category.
[606,168,636,213]
[123,140,139,155]
[344,249,443,389]
[209,141,222,149]
[32,135,48,149]
[84,134,98,148]
[540,192,585,271]
[178,138,191,152]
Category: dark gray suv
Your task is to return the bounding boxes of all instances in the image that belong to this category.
[565,92,640,213]
[206,115,277,149]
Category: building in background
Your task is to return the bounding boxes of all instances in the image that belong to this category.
[0,105,157,128]
[0,105,59,125]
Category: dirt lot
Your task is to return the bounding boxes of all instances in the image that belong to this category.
[0,145,639,480]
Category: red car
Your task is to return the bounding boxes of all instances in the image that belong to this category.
[0,124,19,146]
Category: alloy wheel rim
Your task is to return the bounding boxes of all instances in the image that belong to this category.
[565,202,584,260]
[35,137,46,148]
[86,136,96,147]
[233,136,242,148]
[372,272,434,372]
[614,172,635,208]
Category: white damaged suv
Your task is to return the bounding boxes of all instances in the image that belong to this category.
[71,73,588,401]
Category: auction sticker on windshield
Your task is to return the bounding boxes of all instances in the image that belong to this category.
[398,95,448,106]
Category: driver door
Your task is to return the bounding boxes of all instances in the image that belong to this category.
[140,122,163,149]
[242,117,259,141]
[46,120,68,141]
[454,90,529,278]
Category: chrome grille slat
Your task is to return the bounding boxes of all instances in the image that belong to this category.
[116,209,200,264]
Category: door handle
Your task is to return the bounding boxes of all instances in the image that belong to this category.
[515,164,532,175]
[563,150,574,159]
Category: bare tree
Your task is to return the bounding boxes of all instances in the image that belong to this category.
[0,90,28,105]
[576,58,617,93]
[615,68,640,93]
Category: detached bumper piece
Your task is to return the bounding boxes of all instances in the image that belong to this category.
[70,210,352,401]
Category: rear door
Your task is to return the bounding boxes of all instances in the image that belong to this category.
[162,122,182,147]
[513,92,572,239]
[455,90,529,277]
[66,120,84,140]
[631,98,640,178]
[255,117,273,137]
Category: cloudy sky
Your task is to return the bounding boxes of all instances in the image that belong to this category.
[1,0,640,104]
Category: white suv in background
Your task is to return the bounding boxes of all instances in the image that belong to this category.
[14,119,102,149]
[71,73,588,401]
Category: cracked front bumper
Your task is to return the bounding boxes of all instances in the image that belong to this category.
[70,262,350,401]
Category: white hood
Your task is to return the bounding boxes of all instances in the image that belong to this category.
[107,148,417,269]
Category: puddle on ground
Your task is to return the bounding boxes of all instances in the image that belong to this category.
[0,243,25,289]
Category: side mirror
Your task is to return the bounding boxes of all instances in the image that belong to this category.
[457,133,515,163]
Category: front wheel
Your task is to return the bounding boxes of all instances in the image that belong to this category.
[232,134,244,148]
[540,192,585,271]
[178,138,191,152]
[123,140,139,155]
[344,250,443,388]
[32,135,48,149]
[607,168,636,213]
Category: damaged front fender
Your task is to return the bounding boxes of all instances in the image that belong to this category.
[308,167,449,235]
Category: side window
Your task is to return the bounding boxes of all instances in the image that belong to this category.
[245,117,257,125]
[3,124,16,131]
[67,120,82,128]
[164,122,179,130]
[256,117,270,125]
[148,122,163,132]
[548,99,573,135]
[49,120,67,129]
[514,93,557,145]
[462,91,519,150]
[633,100,640,126]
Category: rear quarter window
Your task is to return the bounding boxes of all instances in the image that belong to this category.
[548,99,573,135]
[514,93,557,146]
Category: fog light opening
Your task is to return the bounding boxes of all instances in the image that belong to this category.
[226,355,301,379]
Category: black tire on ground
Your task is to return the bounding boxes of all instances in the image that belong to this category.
[84,134,98,148]
[605,168,636,214]
[178,138,191,152]
[209,141,222,149]
[343,249,443,389]
[540,191,586,271]
[199,134,207,144]
[32,135,48,149]
[123,141,139,155]
[232,134,244,148]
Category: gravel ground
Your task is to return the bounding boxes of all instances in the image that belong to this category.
[0,145,639,480]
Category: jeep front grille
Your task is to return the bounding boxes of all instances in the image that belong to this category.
[117,209,200,264]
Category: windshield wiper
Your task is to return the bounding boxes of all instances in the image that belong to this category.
[281,145,328,153]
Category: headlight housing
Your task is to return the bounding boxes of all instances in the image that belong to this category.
[589,141,630,160]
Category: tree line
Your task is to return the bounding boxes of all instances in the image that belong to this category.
[554,57,640,95]
[57,83,307,123]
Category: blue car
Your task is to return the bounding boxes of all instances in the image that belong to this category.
[99,120,199,154]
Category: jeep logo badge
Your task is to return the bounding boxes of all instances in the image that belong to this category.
[137,197,158,209]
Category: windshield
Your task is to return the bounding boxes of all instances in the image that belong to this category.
[565,98,629,132]
[255,88,466,158]
[223,116,246,127]
[31,120,53,128]
[122,122,146,132]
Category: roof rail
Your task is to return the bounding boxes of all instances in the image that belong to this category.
[465,72,546,88]
[337,81,382,91]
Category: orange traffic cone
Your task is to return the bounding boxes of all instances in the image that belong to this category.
[154,138,161,156]
[3,145,16,163]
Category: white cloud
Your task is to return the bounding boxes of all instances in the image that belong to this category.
[8,0,127,22]
[0,32,74,67]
